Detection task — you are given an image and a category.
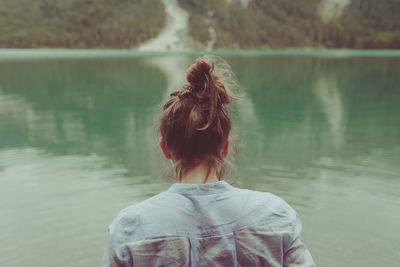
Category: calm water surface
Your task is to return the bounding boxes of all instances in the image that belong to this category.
[0,50,399,266]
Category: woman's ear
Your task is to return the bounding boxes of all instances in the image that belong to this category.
[159,137,173,160]
[221,137,230,159]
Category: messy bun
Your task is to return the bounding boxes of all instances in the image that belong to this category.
[160,55,236,182]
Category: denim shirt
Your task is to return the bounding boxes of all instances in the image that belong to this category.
[102,181,316,267]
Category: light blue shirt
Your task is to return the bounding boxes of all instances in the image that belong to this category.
[102,180,316,266]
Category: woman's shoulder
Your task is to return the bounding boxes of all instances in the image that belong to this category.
[108,191,169,237]
[108,189,192,239]
[232,187,298,222]
[114,191,169,221]
[234,185,293,205]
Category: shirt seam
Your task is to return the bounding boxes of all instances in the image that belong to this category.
[125,217,294,241]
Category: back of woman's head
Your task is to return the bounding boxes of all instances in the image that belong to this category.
[160,55,236,181]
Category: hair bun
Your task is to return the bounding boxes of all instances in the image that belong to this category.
[182,56,234,132]
[186,60,214,92]
[186,56,232,107]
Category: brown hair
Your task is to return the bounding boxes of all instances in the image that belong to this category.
[160,55,236,182]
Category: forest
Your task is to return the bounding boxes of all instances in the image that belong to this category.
[179,0,400,49]
[0,0,398,49]
[0,0,165,48]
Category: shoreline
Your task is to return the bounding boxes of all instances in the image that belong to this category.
[1,49,400,62]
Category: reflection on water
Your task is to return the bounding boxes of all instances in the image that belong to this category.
[0,59,167,177]
[314,77,344,148]
[143,56,190,95]
[0,52,399,266]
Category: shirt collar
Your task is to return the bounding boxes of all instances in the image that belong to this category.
[167,180,234,195]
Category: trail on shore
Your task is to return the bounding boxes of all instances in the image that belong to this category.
[138,0,190,51]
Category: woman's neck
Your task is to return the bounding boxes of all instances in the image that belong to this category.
[179,163,219,184]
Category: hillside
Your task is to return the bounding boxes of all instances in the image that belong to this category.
[0,0,398,49]
[0,0,165,48]
[179,0,400,49]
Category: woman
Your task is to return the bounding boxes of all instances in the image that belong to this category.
[102,56,316,267]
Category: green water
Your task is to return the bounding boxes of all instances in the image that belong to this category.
[0,50,399,266]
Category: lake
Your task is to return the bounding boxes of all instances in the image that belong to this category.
[0,50,399,266]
